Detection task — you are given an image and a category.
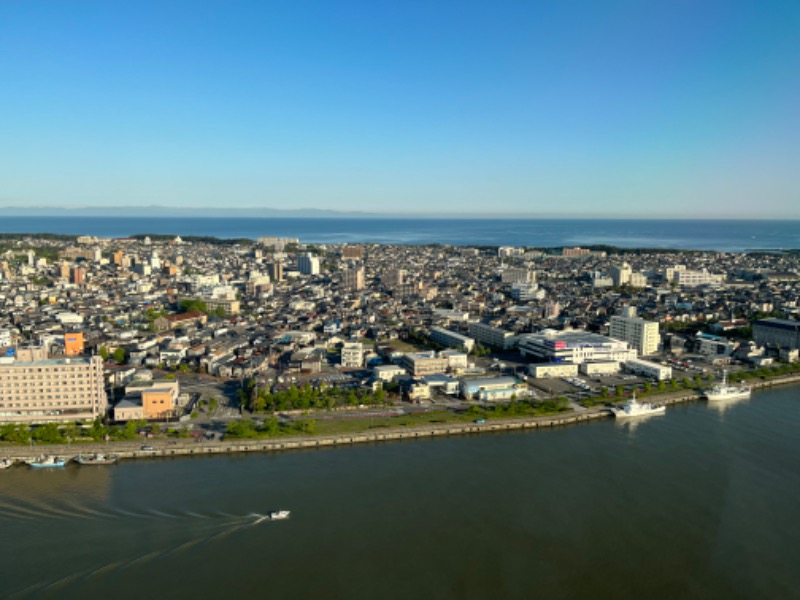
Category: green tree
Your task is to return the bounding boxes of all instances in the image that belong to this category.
[32,423,65,444]
[0,423,31,444]
[113,347,126,365]
[89,417,108,441]
[99,346,109,360]
[179,299,207,314]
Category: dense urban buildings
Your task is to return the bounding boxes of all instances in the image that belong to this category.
[0,233,799,427]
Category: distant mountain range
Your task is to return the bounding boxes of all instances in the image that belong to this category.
[0,205,389,218]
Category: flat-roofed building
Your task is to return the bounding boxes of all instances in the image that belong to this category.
[753,318,800,349]
[609,307,660,356]
[341,246,364,260]
[342,266,365,291]
[341,342,364,368]
[529,363,579,378]
[429,326,475,352]
[501,269,536,284]
[519,329,637,364]
[624,359,672,381]
[0,352,107,424]
[460,376,526,401]
[401,351,449,377]
[468,322,517,350]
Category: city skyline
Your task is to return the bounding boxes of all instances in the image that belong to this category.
[2,0,799,218]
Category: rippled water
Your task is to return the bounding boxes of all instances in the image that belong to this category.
[1,386,799,599]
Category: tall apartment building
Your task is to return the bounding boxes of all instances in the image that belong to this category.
[610,263,633,286]
[70,267,85,285]
[297,253,320,275]
[0,348,107,424]
[266,262,284,282]
[501,269,536,284]
[257,237,298,251]
[608,307,660,356]
[342,267,365,290]
[511,282,543,302]
[383,268,404,288]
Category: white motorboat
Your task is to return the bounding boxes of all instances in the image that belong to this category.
[269,510,291,520]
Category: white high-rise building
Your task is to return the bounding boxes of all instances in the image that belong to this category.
[609,307,660,356]
[298,253,320,275]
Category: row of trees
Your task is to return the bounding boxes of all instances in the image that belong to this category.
[243,382,387,413]
[466,397,570,419]
[225,417,316,439]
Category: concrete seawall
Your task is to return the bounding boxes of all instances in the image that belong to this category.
[3,374,799,463]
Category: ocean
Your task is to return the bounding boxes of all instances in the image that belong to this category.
[2,216,800,251]
[1,385,799,599]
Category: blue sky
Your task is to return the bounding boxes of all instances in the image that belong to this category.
[1,0,799,217]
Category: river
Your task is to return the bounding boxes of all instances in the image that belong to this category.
[1,384,799,599]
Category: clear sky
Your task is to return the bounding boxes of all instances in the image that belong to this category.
[1,0,799,217]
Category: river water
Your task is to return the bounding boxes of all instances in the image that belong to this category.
[1,385,799,599]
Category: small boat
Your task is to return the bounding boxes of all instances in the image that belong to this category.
[269,510,291,520]
[27,456,67,468]
[74,453,119,466]
[0,458,15,469]
[610,392,666,419]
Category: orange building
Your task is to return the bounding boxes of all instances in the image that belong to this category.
[64,332,85,356]
[115,380,180,421]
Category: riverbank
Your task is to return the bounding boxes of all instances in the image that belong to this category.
[2,373,799,464]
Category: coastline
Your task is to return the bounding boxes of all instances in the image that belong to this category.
[4,374,799,464]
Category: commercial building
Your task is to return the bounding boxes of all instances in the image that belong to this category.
[63,332,85,356]
[429,326,475,353]
[468,322,517,350]
[609,307,660,356]
[400,351,449,377]
[695,333,737,358]
[460,377,525,401]
[0,348,107,424]
[114,380,180,421]
[580,361,621,376]
[518,329,637,364]
[624,358,672,381]
[753,318,800,349]
[529,363,579,378]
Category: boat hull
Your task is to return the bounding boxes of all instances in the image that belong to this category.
[611,406,666,418]
[705,390,751,401]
